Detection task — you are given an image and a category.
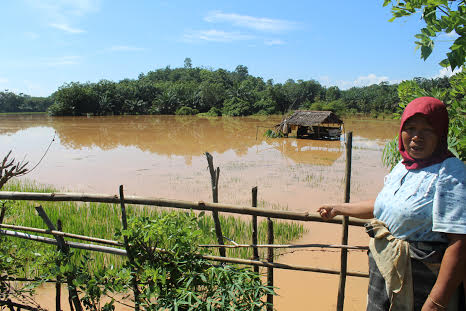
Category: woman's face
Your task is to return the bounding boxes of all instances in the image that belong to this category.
[401,114,439,160]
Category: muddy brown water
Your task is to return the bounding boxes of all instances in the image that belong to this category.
[0,114,399,310]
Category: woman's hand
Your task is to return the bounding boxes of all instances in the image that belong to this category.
[317,205,340,220]
[317,200,376,220]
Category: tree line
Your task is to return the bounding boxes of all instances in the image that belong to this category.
[0,91,53,113]
[0,63,453,117]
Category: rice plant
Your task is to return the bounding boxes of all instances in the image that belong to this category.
[1,179,305,274]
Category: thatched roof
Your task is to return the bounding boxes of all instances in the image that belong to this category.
[283,111,343,127]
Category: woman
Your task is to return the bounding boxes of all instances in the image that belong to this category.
[317,97,465,310]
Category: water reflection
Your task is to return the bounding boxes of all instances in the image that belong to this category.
[0,115,398,163]
[2,115,383,166]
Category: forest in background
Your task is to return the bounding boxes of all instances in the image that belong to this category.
[0,62,453,117]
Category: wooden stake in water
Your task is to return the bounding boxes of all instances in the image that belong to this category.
[205,152,226,257]
[337,132,352,311]
[34,206,82,311]
[119,185,140,311]
[252,186,259,274]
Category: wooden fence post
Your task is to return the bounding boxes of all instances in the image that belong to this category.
[205,152,226,257]
[119,185,140,311]
[267,218,274,311]
[337,132,352,311]
[56,220,62,311]
[34,206,82,311]
[252,186,259,274]
[0,202,6,225]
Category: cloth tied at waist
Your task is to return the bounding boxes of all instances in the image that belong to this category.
[366,219,413,311]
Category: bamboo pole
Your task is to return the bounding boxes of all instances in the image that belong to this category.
[199,243,368,250]
[119,185,140,311]
[0,230,126,256]
[0,223,122,246]
[0,229,368,278]
[337,132,352,311]
[34,206,83,311]
[0,191,367,225]
[251,186,259,274]
[266,218,274,311]
[0,223,368,250]
[205,152,226,257]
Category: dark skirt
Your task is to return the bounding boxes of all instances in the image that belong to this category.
[366,251,465,311]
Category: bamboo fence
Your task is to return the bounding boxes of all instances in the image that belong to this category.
[0,132,367,311]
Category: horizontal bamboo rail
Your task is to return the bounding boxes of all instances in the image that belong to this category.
[0,223,122,246]
[0,191,367,226]
[0,229,369,278]
[199,243,368,250]
[0,223,368,250]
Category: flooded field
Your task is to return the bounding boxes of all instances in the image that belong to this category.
[0,114,399,310]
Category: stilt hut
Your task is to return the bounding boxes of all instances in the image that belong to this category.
[277,111,343,140]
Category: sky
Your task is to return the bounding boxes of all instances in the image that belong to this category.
[0,0,460,97]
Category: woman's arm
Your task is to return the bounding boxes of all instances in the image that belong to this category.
[422,234,466,311]
[317,199,375,220]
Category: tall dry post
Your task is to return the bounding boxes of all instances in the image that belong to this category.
[119,185,140,311]
[34,206,83,311]
[205,152,226,257]
[251,186,259,274]
[337,131,352,311]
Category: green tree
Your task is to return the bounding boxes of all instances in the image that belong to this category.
[384,0,465,70]
[184,57,192,69]
[382,0,466,169]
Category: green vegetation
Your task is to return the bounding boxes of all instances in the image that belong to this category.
[383,0,465,70]
[1,204,276,310]
[2,62,456,118]
[45,68,455,117]
[0,91,53,113]
[382,0,465,169]
[264,129,283,138]
[2,179,302,309]
[1,179,305,272]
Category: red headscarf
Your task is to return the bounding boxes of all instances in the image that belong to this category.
[398,96,454,170]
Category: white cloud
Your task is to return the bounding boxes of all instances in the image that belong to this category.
[205,11,296,32]
[23,80,51,97]
[184,30,254,43]
[264,39,285,46]
[44,56,81,66]
[319,74,398,90]
[28,0,99,33]
[433,66,462,78]
[439,30,458,39]
[0,77,8,84]
[353,74,390,87]
[50,23,85,34]
[110,45,145,52]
